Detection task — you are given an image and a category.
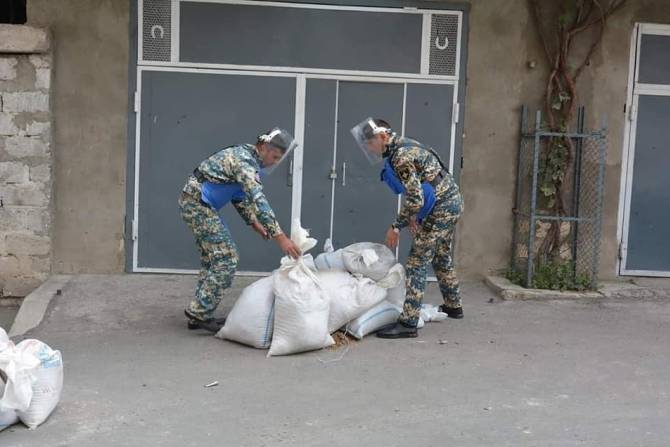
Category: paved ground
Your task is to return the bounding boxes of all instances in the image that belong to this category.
[1,274,669,446]
[0,305,19,331]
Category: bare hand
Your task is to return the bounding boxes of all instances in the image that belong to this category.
[275,234,302,259]
[385,227,399,250]
[251,221,269,239]
[409,217,419,235]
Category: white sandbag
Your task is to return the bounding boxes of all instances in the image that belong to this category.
[314,250,345,271]
[0,327,11,353]
[0,367,19,432]
[377,263,404,288]
[290,219,318,254]
[269,222,334,356]
[0,342,40,413]
[15,340,63,429]
[346,302,445,339]
[377,264,406,307]
[270,259,334,356]
[0,328,20,431]
[342,242,396,281]
[346,300,401,339]
[316,271,388,333]
[0,406,18,432]
[216,277,275,349]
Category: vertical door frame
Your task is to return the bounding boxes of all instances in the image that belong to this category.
[617,23,670,277]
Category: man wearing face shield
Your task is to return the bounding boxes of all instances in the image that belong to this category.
[351,118,464,339]
[178,128,302,332]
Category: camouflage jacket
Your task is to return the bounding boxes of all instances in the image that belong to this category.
[384,136,461,230]
[183,144,282,237]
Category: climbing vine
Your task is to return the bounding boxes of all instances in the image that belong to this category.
[528,0,626,260]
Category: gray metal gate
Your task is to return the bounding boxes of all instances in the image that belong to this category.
[620,24,670,276]
[131,0,466,273]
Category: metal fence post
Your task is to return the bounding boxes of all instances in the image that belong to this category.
[526,110,542,287]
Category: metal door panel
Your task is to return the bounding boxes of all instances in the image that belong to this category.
[136,70,295,271]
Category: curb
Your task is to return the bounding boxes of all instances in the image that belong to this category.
[9,275,72,337]
[484,275,603,300]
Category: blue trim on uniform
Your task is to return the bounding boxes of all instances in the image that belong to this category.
[380,158,437,223]
[200,181,246,211]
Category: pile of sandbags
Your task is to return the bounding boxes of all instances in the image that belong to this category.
[0,328,63,430]
[217,224,446,356]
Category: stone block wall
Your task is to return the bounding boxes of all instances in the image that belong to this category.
[0,25,52,297]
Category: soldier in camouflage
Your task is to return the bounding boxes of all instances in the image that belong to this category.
[351,118,464,339]
[178,128,301,332]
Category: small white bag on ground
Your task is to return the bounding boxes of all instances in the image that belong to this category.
[216,277,275,349]
[420,304,448,323]
[316,271,388,333]
[269,221,334,356]
[342,243,396,281]
[15,339,63,429]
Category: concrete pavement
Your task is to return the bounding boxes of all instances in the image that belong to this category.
[1,274,669,446]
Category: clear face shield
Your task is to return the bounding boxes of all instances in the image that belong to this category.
[350,118,390,165]
[257,128,298,174]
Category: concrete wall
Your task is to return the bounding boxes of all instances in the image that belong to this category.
[19,0,669,280]
[27,0,129,274]
[0,25,53,297]
[458,0,670,280]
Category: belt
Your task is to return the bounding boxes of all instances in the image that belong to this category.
[193,168,206,183]
[429,169,449,188]
[190,169,213,209]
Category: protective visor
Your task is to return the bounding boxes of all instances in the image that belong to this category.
[350,118,390,165]
[258,127,298,174]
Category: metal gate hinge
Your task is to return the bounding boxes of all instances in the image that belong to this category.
[453,102,460,124]
[132,219,138,241]
[618,242,626,260]
[328,168,338,180]
[628,103,636,122]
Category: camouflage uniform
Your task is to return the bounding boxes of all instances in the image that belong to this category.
[178,144,282,321]
[386,136,464,328]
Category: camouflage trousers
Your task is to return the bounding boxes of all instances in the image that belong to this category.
[399,194,463,327]
[178,192,239,321]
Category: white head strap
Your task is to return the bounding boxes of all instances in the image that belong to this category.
[368,119,389,135]
[260,128,281,143]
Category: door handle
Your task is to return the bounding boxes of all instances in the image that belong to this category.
[342,162,346,187]
[287,160,293,187]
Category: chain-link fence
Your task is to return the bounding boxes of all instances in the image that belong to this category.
[511,106,606,290]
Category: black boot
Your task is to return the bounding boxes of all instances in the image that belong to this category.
[376,322,418,339]
[439,304,463,319]
[185,311,226,332]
